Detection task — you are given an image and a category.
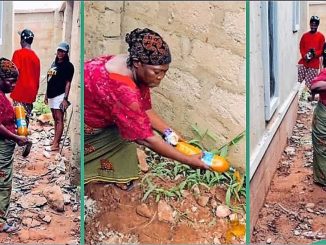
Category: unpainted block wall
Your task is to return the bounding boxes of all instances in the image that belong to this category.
[309,3,326,40]
[85,1,246,171]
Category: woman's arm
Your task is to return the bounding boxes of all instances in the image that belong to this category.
[0,124,29,146]
[60,80,72,110]
[44,93,48,105]
[146,109,185,141]
[311,80,326,93]
[136,134,209,170]
[63,80,71,100]
[146,109,170,134]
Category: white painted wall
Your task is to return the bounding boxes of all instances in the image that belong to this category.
[250,1,308,178]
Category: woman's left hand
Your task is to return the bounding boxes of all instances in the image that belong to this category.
[60,99,69,111]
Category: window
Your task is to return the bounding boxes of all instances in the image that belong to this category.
[261,1,279,121]
[293,1,300,33]
[0,1,3,45]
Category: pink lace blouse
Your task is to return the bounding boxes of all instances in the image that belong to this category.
[0,92,15,134]
[84,55,154,140]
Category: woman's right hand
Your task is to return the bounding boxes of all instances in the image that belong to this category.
[140,134,210,171]
[15,136,30,146]
[44,96,48,105]
[186,154,210,170]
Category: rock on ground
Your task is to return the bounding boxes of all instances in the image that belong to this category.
[157,200,174,223]
[43,185,65,212]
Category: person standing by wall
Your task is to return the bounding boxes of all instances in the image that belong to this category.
[298,16,325,91]
[44,42,74,151]
[10,29,40,126]
[310,68,326,190]
[84,28,209,191]
[0,58,30,233]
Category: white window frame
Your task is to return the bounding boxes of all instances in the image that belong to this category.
[261,1,280,121]
[0,1,3,45]
[293,1,300,33]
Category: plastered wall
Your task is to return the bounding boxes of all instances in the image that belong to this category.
[0,2,14,59]
[85,1,246,170]
[250,1,307,161]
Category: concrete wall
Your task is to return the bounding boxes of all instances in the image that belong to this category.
[85,2,124,57]
[67,1,81,185]
[309,2,326,37]
[249,1,308,236]
[0,2,14,58]
[85,1,246,171]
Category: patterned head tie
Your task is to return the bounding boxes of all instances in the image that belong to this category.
[0,58,19,80]
[125,28,172,67]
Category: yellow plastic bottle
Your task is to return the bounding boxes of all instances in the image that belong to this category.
[175,141,202,155]
[14,105,28,136]
[175,142,230,173]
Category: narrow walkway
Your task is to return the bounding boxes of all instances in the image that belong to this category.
[0,116,80,244]
[253,98,326,244]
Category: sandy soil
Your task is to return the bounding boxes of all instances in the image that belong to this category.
[85,151,246,245]
[252,100,326,245]
[0,119,80,244]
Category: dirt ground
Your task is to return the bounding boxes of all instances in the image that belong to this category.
[252,99,326,244]
[0,117,80,244]
[85,151,246,245]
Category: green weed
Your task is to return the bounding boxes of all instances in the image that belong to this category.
[32,96,51,115]
[141,126,246,210]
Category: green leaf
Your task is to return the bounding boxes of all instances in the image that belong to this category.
[236,176,245,193]
[230,131,245,145]
[201,129,209,140]
[189,141,205,150]
[219,145,229,157]
[142,184,157,202]
[207,132,218,142]
[210,149,221,155]
[234,190,241,201]
[179,181,187,190]
[175,190,182,198]
[223,172,232,180]
[165,191,176,197]
[225,187,232,207]
[191,124,203,139]
[205,170,211,183]
[188,139,201,144]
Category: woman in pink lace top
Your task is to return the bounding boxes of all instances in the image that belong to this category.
[84,28,208,190]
